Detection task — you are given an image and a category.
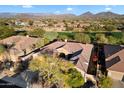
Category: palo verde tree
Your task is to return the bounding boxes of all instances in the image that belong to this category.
[29,55,84,88]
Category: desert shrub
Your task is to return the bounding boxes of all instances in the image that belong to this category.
[99,76,112,88]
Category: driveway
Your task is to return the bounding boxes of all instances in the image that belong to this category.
[112,79,124,88]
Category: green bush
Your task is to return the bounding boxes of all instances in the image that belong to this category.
[99,76,112,88]
[58,32,74,40]
[58,34,70,41]
[66,68,84,88]
[43,32,58,41]
[0,26,15,39]
[108,36,118,44]
[28,28,45,37]
[74,33,91,43]
[95,34,108,44]
[121,33,124,44]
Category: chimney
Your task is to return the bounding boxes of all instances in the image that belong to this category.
[26,35,29,37]
[64,39,67,42]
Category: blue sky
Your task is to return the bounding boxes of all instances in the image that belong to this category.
[0,5,124,15]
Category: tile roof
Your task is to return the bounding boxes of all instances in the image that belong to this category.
[44,41,65,50]
[0,36,40,56]
[40,41,93,72]
[60,42,83,54]
[104,44,124,73]
[1,70,37,88]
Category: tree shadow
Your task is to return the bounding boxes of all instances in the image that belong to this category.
[81,80,96,88]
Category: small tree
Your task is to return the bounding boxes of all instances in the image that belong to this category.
[96,34,108,44]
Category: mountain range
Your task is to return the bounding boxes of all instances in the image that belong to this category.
[0,12,123,19]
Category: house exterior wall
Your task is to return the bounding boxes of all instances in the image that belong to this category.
[108,70,124,81]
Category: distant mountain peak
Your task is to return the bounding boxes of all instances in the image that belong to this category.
[84,11,93,14]
[79,11,94,18]
[80,11,93,16]
[95,11,120,18]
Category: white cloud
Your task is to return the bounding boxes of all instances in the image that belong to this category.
[67,8,73,11]
[22,5,32,8]
[105,7,111,11]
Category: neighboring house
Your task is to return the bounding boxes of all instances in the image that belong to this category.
[0,70,38,88]
[104,44,124,81]
[0,79,21,88]
[0,36,40,62]
[15,21,29,26]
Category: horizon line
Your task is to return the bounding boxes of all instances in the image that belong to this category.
[0,11,123,16]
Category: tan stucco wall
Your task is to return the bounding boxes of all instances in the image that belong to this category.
[108,70,124,80]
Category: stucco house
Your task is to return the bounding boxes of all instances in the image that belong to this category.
[0,36,40,62]
[29,41,94,78]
